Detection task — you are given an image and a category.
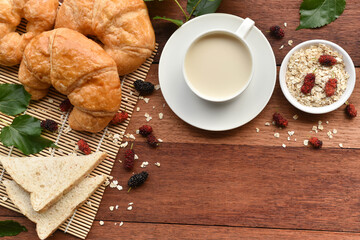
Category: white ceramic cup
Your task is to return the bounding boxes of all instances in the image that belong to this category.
[182,17,255,102]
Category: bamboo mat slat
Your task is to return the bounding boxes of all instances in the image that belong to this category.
[0,18,158,239]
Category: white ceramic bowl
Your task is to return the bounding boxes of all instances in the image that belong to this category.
[279,39,356,114]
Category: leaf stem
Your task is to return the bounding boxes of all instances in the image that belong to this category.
[173,0,188,19]
[187,0,202,21]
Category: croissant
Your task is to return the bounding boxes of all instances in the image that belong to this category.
[19,28,122,133]
[0,0,58,66]
[55,0,155,76]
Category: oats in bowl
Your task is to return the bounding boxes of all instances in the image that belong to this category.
[285,44,349,107]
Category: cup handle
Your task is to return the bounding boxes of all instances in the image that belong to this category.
[235,18,255,39]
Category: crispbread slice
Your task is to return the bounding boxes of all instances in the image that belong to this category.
[4,175,106,240]
[0,152,106,212]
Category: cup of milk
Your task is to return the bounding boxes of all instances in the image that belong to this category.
[183,18,255,102]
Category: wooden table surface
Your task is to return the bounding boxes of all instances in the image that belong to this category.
[2,0,360,239]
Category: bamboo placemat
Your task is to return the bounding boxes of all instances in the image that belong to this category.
[0,20,158,239]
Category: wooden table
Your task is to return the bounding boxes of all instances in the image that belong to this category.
[2,0,360,239]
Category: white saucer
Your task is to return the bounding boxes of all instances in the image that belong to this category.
[159,13,276,131]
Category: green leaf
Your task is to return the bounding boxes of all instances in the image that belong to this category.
[297,0,346,30]
[153,16,184,27]
[0,84,31,116]
[0,115,56,155]
[0,220,27,237]
[186,0,222,17]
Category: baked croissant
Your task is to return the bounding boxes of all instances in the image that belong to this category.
[19,28,122,133]
[0,0,58,66]
[55,0,155,76]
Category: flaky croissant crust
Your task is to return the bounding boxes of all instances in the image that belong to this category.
[19,28,122,133]
[0,0,58,66]
[55,0,155,75]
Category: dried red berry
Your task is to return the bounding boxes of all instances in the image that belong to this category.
[40,119,58,132]
[139,125,153,137]
[270,25,285,39]
[77,139,91,155]
[273,112,288,128]
[147,134,159,148]
[111,111,128,124]
[319,55,337,66]
[59,99,73,112]
[325,78,337,97]
[309,137,322,149]
[301,73,316,94]
[124,144,135,171]
[346,103,357,118]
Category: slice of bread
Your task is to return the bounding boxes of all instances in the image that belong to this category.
[0,152,106,212]
[4,175,106,240]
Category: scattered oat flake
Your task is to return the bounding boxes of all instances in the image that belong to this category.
[109,206,114,211]
[312,126,317,132]
[304,140,309,146]
[120,142,128,148]
[155,84,160,90]
[86,201,92,207]
[265,122,271,126]
[135,129,140,134]
[318,121,322,125]
[256,128,260,133]
[134,154,139,160]
[288,40,293,46]
[293,114,298,120]
[128,202,134,205]
[1,196,7,202]
[158,138,163,142]
[284,22,287,27]
[117,185,123,191]
[116,205,119,210]
[144,98,150,103]
[114,223,117,226]
[288,131,295,136]
[274,133,280,138]
[110,182,117,188]
[294,138,297,142]
[155,162,161,167]
[279,45,284,50]
[136,107,140,112]
[339,143,343,148]
[159,113,164,119]
[119,221,124,227]
[326,121,329,124]
[282,144,286,148]
[287,137,291,141]
[318,125,324,130]
[327,131,333,139]
[99,221,104,226]
[141,161,149,168]
[127,206,133,211]
[333,129,337,134]
[113,180,118,185]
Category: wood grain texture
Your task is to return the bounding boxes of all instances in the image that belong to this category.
[3,217,360,240]
[1,0,360,239]
[126,66,360,148]
[147,0,360,66]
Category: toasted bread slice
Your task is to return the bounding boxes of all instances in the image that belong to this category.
[0,152,106,212]
[4,175,106,240]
